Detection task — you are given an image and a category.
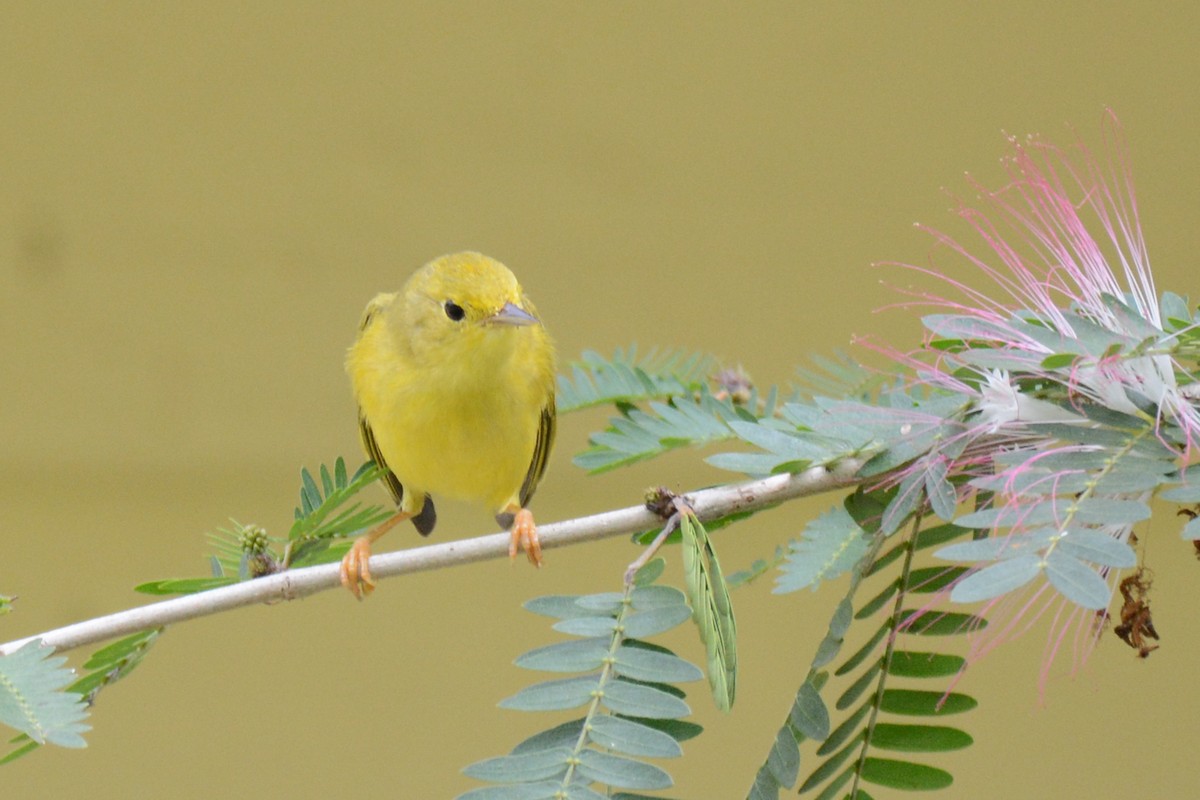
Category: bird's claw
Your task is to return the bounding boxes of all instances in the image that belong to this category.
[340,537,377,599]
[509,508,543,567]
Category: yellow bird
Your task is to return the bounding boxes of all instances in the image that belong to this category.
[340,252,556,598]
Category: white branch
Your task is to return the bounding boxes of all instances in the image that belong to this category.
[1,462,862,657]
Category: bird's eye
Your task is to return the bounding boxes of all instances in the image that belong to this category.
[443,301,465,321]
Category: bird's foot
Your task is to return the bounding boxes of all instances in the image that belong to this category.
[340,536,377,599]
[508,507,543,567]
[339,511,410,599]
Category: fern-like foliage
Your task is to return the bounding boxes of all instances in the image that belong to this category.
[772,505,872,595]
[574,389,763,474]
[136,458,389,596]
[1,629,160,765]
[792,351,886,403]
[458,560,704,798]
[557,347,718,413]
[0,641,90,751]
[747,491,981,798]
[287,458,391,553]
[933,415,1178,610]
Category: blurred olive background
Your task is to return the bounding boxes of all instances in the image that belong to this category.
[3,3,1199,798]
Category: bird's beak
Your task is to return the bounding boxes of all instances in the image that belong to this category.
[487,301,539,327]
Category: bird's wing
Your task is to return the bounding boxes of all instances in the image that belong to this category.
[519,395,556,508]
[358,412,404,506]
[358,411,437,535]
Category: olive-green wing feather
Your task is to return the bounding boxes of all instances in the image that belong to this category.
[519,395,556,508]
[358,413,403,506]
[358,412,437,536]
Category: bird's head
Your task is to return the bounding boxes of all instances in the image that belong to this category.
[400,252,543,362]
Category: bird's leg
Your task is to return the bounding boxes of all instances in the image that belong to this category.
[340,511,411,599]
[504,504,543,567]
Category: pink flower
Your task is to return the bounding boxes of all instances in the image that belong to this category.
[881,110,1198,683]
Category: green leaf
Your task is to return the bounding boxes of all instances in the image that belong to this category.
[575,749,672,790]
[924,458,958,521]
[1040,352,1078,370]
[1056,530,1137,568]
[859,757,953,790]
[1071,498,1151,525]
[80,630,158,671]
[289,460,390,542]
[510,719,584,755]
[790,681,830,741]
[949,553,1043,603]
[901,610,987,636]
[556,346,717,413]
[907,565,969,593]
[1044,550,1111,609]
[935,529,1056,562]
[613,646,703,683]
[817,703,870,756]
[834,623,888,676]
[1184,516,1200,541]
[553,617,619,637]
[602,680,691,719]
[774,506,870,594]
[799,739,859,794]
[0,641,89,748]
[629,585,688,610]
[680,513,737,712]
[622,606,693,638]
[632,558,666,586]
[1162,483,1200,503]
[525,596,615,620]
[765,724,800,787]
[575,392,742,473]
[953,503,1059,530]
[462,748,571,782]
[886,652,965,679]
[457,783,570,799]
[619,716,702,743]
[499,677,600,712]
[134,577,237,595]
[515,640,609,673]
[854,581,899,619]
[879,689,977,716]
[0,737,40,766]
[813,600,856,668]
[587,715,682,759]
[869,722,973,752]
[836,662,881,711]
[70,630,161,700]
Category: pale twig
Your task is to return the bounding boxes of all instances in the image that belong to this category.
[0,462,862,656]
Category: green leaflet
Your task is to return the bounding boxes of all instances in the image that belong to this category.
[0,641,89,749]
[782,501,980,799]
[574,391,745,474]
[555,346,717,413]
[288,458,392,542]
[949,554,1043,603]
[136,457,390,596]
[742,515,881,799]
[1,630,160,764]
[460,577,701,799]
[680,513,738,712]
[587,715,683,758]
[774,506,871,595]
[860,757,953,790]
